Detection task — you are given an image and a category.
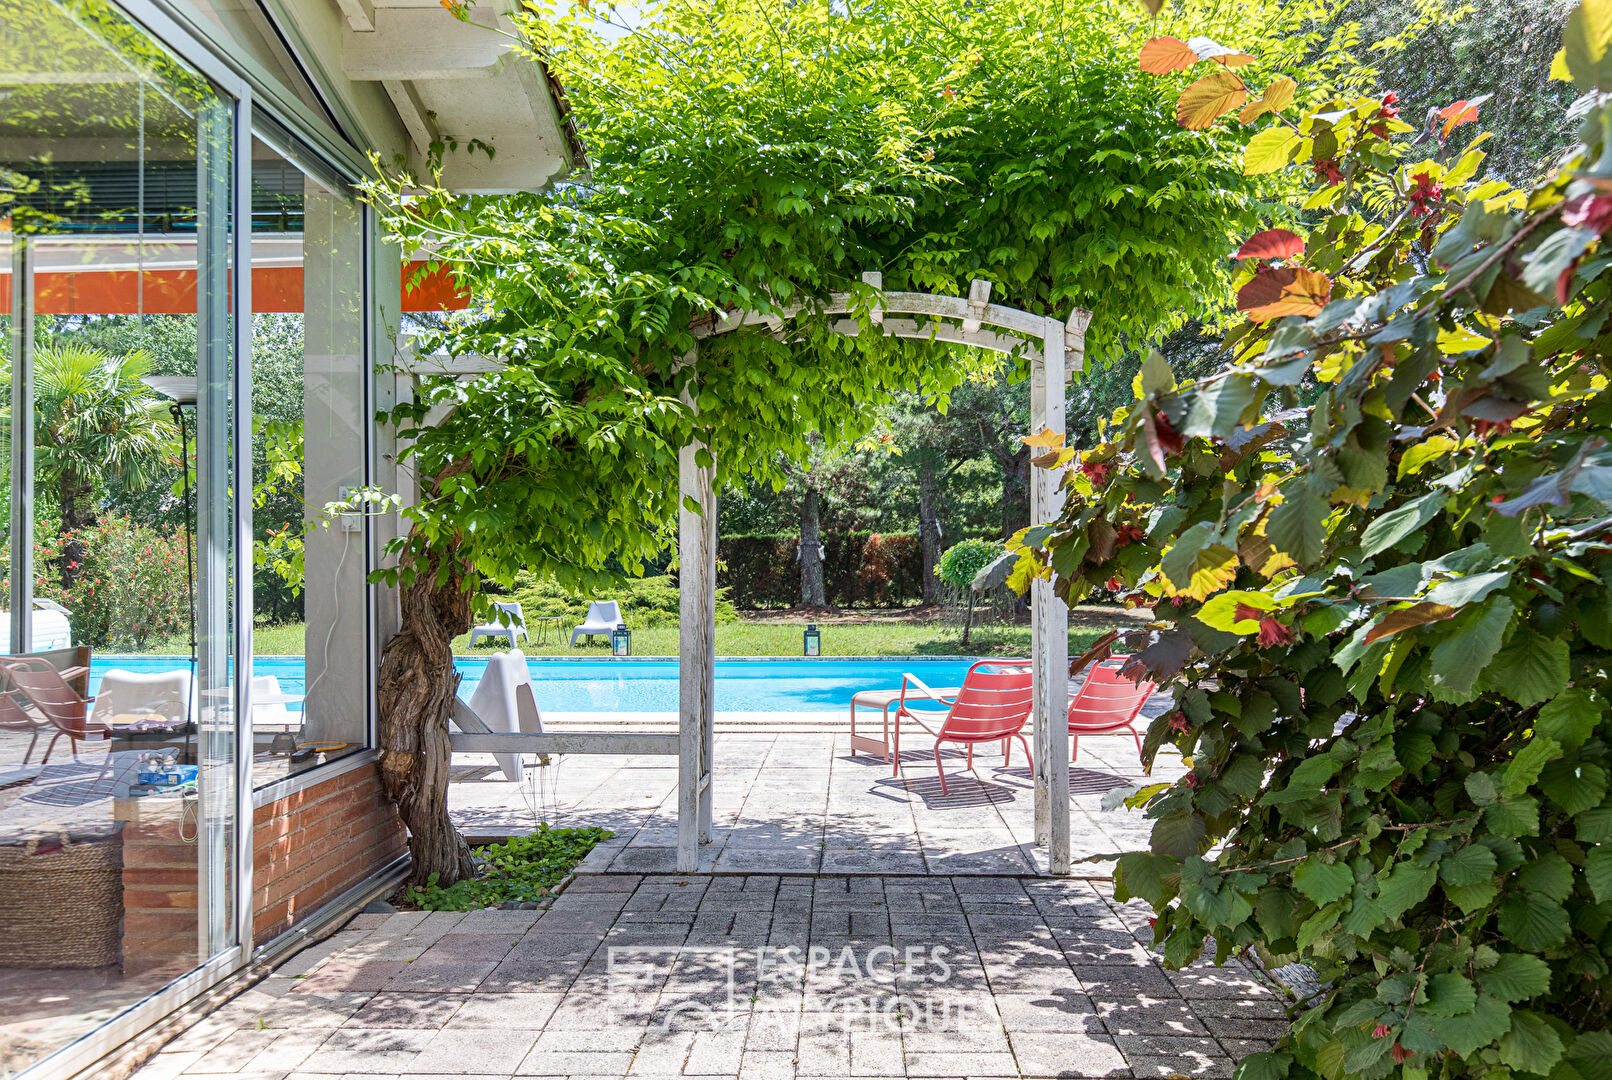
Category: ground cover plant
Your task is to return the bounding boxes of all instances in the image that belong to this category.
[400,825,614,911]
[1016,4,1612,1076]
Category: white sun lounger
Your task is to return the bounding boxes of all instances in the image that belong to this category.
[453,649,547,781]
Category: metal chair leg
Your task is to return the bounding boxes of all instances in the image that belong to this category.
[934,742,949,795]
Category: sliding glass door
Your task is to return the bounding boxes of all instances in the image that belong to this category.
[0,0,241,1070]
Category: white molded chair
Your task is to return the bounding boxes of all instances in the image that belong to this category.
[469,601,530,649]
[570,600,624,646]
[87,668,191,729]
[250,674,298,731]
[454,649,546,781]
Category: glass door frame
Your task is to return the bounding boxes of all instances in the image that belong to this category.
[8,0,382,1074]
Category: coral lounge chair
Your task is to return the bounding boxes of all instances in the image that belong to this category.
[571,600,624,646]
[0,657,102,763]
[895,659,1034,795]
[1068,658,1157,772]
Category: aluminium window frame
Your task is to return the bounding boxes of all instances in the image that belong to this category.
[10,0,385,1074]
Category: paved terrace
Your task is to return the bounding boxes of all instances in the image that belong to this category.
[131,873,1288,1080]
[450,721,1185,877]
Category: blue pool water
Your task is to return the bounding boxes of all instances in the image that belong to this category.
[91,656,988,713]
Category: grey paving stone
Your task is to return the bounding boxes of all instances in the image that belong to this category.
[1215,1037,1276,1058]
[906,1051,1020,1076]
[382,959,499,994]
[406,1028,542,1073]
[848,1028,904,1076]
[1007,1030,1130,1077]
[444,992,563,1029]
[1096,999,1210,1037]
[685,1030,747,1075]
[1075,965,1178,1000]
[992,992,1103,1033]
[516,1048,637,1075]
[345,993,469,1029]
[792,1028,850,1076]
[1164,963,1266,1000]
[904,1029,1011,1055]
[1199,1014,1289,1041]
[738,1050,799,1080]
[1124,1053,1233,1078]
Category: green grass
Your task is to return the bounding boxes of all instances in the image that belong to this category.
[128,613,1134,658]
[453,619,1118,657]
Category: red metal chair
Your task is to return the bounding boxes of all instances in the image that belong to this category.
[894,659,1034,795]
[0,686,45,764]
[1068,657,1157,772]
[1,658,102,764]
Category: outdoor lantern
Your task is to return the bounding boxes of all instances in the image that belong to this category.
[803,623,821,657]
[612,624,631,656]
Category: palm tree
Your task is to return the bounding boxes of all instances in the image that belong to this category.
[32,344,177,587]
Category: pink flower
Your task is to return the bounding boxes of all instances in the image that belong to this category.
[1373,1025,1391,1039]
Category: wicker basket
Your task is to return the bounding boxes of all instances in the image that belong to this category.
[0,831,123,968]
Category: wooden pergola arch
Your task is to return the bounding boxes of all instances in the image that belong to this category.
[426,275,1091,875]
[676,273,1091,874]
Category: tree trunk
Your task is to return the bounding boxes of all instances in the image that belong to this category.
[960,592,974,648]
[918,457,941,604]
[799,487,826,607]
[376,531,477,886]
[57,472,95,588]
[999,450,1031,539]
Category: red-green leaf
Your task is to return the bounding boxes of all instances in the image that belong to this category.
[1234,228,1305,261]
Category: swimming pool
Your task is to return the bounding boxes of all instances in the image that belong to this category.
[90,656,996,713]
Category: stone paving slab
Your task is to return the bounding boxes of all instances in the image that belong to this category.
[450,726,1185,878]
[132,874,1289,1080]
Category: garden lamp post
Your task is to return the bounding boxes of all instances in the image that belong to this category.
[611,624,631,656]
[803,623,820,657]
[142,376,198,670]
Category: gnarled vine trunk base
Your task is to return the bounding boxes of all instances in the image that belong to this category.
[377,538,476,886]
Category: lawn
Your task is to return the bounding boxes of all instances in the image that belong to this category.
[134,608,1142,658]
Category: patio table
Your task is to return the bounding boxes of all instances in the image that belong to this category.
[848,686,959,776]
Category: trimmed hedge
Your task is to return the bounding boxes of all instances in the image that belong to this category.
[718,532,927,608]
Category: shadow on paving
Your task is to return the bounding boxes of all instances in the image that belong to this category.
[129,873,1292,1080]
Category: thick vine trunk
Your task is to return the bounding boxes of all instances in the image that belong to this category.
[918,458,941,604]
[376,534,477,886]
[799,488,826,607]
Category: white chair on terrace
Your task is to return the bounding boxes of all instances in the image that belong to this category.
[469,601,530,649]
[570,600,624,646]
[454,649,547,782]
[88,668,192,729]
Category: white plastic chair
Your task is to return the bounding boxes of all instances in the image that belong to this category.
[87,668,191,729]
[570,600,624,646]
[454,649,546,781]
[469,601,530,649]
[250,674,298,731]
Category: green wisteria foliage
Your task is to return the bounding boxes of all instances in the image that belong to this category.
[365,0,1355,602]
[1016,3,1612,1077]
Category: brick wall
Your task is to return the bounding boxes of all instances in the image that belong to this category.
[251,762,406,944]
[120,797,200,977]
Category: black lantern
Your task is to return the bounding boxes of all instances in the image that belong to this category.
[803,623,821,657]
[612,624,631,656]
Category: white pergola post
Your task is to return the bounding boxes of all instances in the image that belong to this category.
[678,363,717,873]
[1031,313,1074,875]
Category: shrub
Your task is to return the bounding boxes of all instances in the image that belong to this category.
[1014,19,1612,1080]
[0,517,191,650]
[506,572,737,630]
[402,825,614,911]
